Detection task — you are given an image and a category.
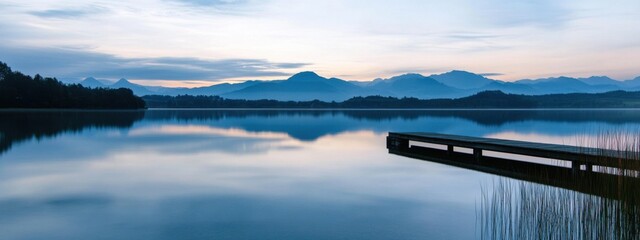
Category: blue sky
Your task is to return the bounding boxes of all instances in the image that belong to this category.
[1,0,639,87]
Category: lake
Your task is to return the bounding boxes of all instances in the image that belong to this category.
[1,109,640,239]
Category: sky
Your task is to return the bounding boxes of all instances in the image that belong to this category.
[1,0,639,87]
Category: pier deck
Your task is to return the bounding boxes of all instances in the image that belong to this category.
[387,132,640,171]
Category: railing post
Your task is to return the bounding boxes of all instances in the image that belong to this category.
[386,136,409,151]
[447,145,454,156]
[572,161,580,173]
[474,148,482,162]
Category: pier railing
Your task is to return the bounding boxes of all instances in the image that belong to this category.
[387,132,640,200]
[387,132,640,173]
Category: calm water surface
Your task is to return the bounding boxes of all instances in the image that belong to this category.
[1,109,640,239]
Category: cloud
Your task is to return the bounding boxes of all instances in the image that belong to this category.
[274,63,308,69]
[163,0,260,16]
[470,0,570,28]
[383,67,451,76]
[445,33,501,41]
[30,9,89,18]
[170,0,248,7]
[479,73,504,77]
[0,45,308,81]
[28,6,107,19]
[1,0,638,82]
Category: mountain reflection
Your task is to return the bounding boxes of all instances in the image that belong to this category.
[3,109,640,239]
[144,109,640,126]
[3,109,640,155]
[144,109,640,141]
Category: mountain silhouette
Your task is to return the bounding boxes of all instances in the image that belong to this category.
[429,70,494,89]
[578,76,620,86]
[367,73,460,98]
[221,71,364,101]
[75,71,640,100]
[170,81,263,96]
[111,78,154,96]
[622,76,640,88]
[80,77,107,88]
[516,77,620,94]
[480,81,536,94]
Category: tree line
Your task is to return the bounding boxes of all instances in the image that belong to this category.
[0,61,145,109]
[143,90,640,109]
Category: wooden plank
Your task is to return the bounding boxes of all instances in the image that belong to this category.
[388,132,640,170]
[392,132,614,158]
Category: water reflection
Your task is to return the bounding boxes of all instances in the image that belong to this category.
[142,109,640,141]
[2,109,640,239]
[3,109,640,155]
[0,128,482,239]
[0,110,144,154]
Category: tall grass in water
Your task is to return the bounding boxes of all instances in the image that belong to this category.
[480,131,640,239]
[591,130,640,177]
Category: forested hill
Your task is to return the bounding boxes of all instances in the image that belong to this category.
[143,90,640,109]
[0,62,145,109]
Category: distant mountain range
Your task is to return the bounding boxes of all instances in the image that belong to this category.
[80,71,640,101]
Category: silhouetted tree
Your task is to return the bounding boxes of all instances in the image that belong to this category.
[0,61,145,109]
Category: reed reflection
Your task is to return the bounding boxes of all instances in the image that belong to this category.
[481,176,640,239]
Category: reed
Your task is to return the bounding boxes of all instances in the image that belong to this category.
[480,131,640,239]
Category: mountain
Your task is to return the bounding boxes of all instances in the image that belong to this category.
[518,77,591,92]
[367,73,460,98]
[79,77,155,96]
[622,76,640,88]
[516,77,620,94]
[429,70,494,89]
[163,80,262,96]
[578,76,620,86]
[80,77,106,89]
[287,71,324,82]
[70,71,639,100]
[479,81,536,95]
[144,85,186,95]
[111,78,154,96]
[221,71,365,101]
[192,81,263,96]
[348,80,371,87]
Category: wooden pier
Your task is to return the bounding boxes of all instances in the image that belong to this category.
[387,132,640,172]
[387,132,640,199]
